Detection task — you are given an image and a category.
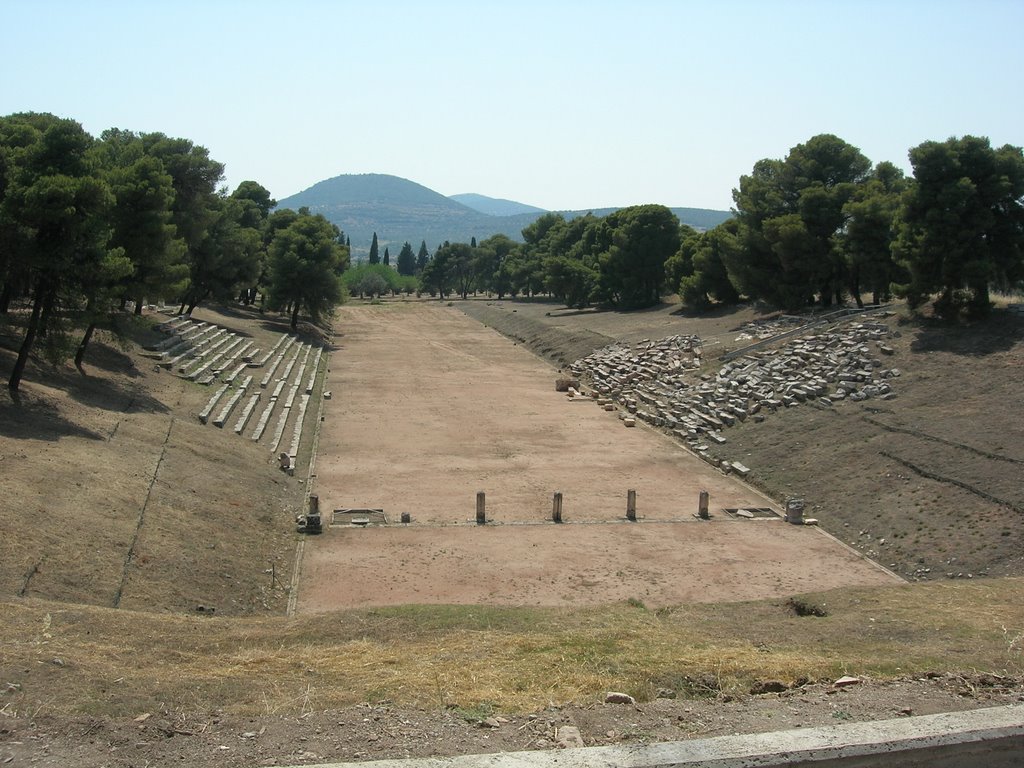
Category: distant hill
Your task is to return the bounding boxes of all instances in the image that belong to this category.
[276,174,732,260]
[449,193,546,217]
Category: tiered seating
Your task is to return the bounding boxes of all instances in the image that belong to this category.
[198,384,230,424]
[170,317,327,473]
[212,375,252,427]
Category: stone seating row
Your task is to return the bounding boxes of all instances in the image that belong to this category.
[192,333,325,471]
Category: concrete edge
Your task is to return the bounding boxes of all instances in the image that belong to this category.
[278,703,1024,768]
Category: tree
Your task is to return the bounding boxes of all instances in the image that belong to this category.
[515,213,564,297]
[368,231,379,264]
[433,242,474,299]
[663,224,701,294]
[396,241,416,276]
[732,134,872,309]
[415,240,429,273]
[141,132,225,313]
[420,243,453,298]
[894,136,1024,317]
[596,205,680,308]
[383,246,390,266]
[178,195,262,314]
[229,180,276,305]
[475,234,519,298]
[231,179,275,220]
[97,129,186,315]
[342,263,396,298]
[1,114,123,391]
[677,221,741,310]
[839,162,907,306]
[266,211,347,329]
[545,255,598,308]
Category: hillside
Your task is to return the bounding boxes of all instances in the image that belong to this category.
[275,173,733,259]
[450,192,546,216]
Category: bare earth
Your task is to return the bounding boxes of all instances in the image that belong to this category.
[299,303,898,613]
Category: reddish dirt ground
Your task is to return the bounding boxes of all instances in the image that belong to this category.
[299,303,899,612]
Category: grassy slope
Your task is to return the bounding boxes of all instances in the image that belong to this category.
[2,579,1022,716]
[1,298,1022,718]
[0,307,304,616]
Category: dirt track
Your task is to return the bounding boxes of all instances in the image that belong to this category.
[300,303,900,611]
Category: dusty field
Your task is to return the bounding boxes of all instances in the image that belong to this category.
[300,303,898,612]
[465,298,1024,582]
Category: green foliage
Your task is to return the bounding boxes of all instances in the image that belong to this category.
[415,240,430,273]
[0,111,285,387]
[894,136,1024,318]
[544,255,598,309]
[98,130,188,312]
[179,195,263,312]
[1,113,122,389]
[266,211,347,329]
[395,241,416,276]
[368,231,379,264]
[677,221,741,310]
[732,134,872,309]
[342,263,399,298]
[466,234,520,298]
[838,163,907,306]
[597,205,681,308]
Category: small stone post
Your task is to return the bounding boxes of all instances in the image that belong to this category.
[698,489,710,520]
[400,512,411,524]
[476,491,486,525]
[308,494,319,516]
[785,498,805,525]
[626,489,637,521]
[552,492,563,523]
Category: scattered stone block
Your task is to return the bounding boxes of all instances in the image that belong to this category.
[604,692,635,705]
[833,675,861,688]
[555,376,580,392]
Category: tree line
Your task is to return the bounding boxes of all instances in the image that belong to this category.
[1,112,349,392]
[346,133,1023,321]
[676,133,1024,318]
[357,205,683,309]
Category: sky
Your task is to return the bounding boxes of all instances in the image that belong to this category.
[3,0,1022,212]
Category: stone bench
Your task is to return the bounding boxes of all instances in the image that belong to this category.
[233,392,262,434]
[212,383,249,427]
[305,347,324,393]
[198,384,230,424]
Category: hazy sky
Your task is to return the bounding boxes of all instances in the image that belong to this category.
[3,0,1021,211]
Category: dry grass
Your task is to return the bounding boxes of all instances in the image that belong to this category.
[2,578,1021,718]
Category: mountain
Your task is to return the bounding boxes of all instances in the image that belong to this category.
[449,193,546,217]
[276,173,732,260]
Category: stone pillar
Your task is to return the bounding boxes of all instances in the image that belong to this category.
[626,489,637,521]
[308,494,319,516]
[785,498,805,525]
[698,489,710,520]
[552,492,563,523]
[476,491,486,525]
[400,512,411,524]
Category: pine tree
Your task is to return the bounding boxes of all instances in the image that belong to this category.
[397,241,416,276]
[416,240,430,273]
[368,232,379,264]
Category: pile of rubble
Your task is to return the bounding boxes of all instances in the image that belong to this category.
[568,321,900,470]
